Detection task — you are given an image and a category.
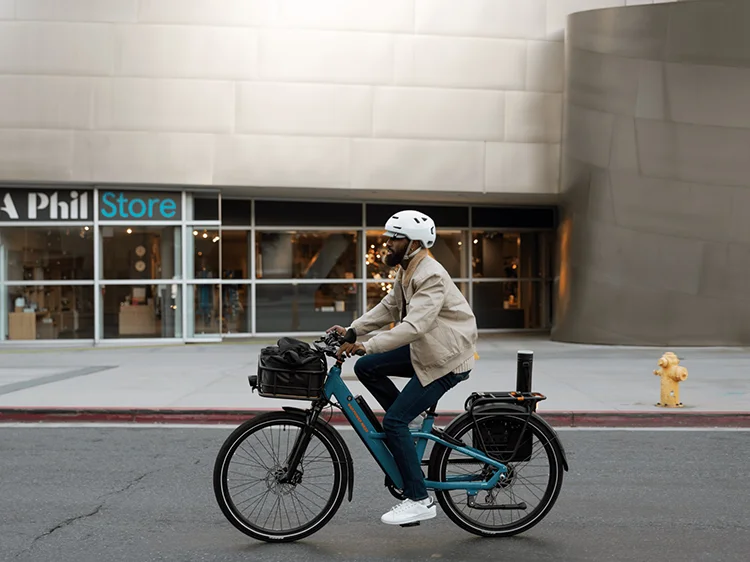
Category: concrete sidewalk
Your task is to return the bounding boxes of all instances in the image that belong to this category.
[1,334,749,427]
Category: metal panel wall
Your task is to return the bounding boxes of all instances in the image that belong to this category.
[553,0,750,345]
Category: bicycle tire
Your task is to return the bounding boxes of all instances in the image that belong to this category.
[428,411,564,537]
[213,411,348,542]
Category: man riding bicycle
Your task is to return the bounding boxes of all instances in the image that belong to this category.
[330,209,478,526]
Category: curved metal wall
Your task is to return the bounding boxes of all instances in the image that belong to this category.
[553,0,750,345]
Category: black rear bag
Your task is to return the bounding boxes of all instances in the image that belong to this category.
[474,416,534,463]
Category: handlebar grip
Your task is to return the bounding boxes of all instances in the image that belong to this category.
[355,348,366,356]
[344,328,357,344]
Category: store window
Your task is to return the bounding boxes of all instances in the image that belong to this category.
[255,231,359,280]
[472,206,556,229]
[472,232,520,279]
[472,231,552,279]
[365,232,393,281]
[221,230,251,280]
[365,230,467,279]
[5,284,94,340]
[221,283,250,334]
[188,283,221,336]
[101,284,181,339]
[472,281,547,330]
[256,200,361,227]
[431,230,468,278]
[366,204,469,228]
[366,281,468,313]
[256,283,360,333]
[186,283,252,336]
[1,226,94,281]
[221,199,252,226]
[366,279,395,312]
[189,227,221,279]
[101,225,181,280]
[190,194,219,221]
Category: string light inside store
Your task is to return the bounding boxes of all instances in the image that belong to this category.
[193,229,220,243]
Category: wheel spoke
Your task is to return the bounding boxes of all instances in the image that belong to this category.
[289,489,318,519]
[228,479,264,495]
[235,446,269,471]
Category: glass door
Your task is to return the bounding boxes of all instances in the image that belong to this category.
[185,225,222,342]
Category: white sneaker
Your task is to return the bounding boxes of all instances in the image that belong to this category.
[381,497,436,525]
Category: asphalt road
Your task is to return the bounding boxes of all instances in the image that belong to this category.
[1,426,748,562]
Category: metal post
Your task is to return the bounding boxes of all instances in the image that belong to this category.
[516,350,534,393]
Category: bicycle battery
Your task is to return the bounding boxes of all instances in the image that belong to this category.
[354,395,384,433]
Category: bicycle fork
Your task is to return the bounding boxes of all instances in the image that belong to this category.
[278,400,326,484]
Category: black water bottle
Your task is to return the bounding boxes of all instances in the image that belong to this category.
[516,351,534,393]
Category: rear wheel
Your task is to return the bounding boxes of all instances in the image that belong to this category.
[213,411,347,542]
[428,412,564,537]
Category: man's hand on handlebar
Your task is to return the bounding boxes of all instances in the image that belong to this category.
[336,342,366,359]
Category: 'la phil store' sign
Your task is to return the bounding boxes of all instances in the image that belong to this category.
[0,189,91,221]
[0,189,182,222]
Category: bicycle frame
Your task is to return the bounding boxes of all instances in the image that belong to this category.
[322,362,508,493]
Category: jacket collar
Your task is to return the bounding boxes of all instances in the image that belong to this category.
[399,248,429,287]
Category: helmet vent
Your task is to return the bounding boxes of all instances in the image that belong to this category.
[413,217,420,224]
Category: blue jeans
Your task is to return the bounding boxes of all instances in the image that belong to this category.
[353,345,469,501]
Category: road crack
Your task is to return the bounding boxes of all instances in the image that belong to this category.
[17,467,163,558]
[25,504,104,550]
[98,468,157,501]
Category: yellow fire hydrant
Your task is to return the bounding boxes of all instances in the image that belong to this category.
[653,352,688,407]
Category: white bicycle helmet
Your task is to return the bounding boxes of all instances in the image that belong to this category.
[384,210,436,252]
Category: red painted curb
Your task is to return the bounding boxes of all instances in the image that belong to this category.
[1,408,749,427]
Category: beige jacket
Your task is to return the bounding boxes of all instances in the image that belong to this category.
[349,250,478,386]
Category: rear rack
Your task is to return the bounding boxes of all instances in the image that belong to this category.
[464,391,547,412]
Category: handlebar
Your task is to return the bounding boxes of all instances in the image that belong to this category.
[313,329,364,359]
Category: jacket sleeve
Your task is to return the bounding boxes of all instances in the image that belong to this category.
[363,272,445,355]
[348,280,400,336]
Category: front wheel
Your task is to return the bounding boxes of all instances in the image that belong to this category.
[213,411,348,542]
[428,411,565,537]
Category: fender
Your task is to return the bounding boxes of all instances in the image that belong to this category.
[445,404,569,472]
[282,406,355,501]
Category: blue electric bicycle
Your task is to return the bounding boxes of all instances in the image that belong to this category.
[213,330,568,542]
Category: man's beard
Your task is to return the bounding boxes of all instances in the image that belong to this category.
[383,243,409,267]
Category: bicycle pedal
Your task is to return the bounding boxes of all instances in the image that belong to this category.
[399,522,421,528]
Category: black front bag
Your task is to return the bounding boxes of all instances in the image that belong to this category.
[257,337,328,400]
